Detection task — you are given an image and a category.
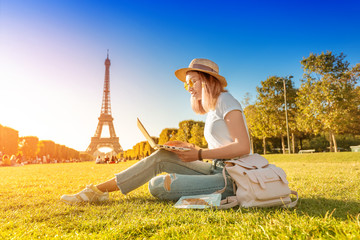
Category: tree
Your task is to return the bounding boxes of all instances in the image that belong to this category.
[124,138,158,160]
[123,149,134,160]
[189,122,207,148]
[346,85,360,135]
[241,93,257,152]
[67,148,79,161]
[143,142,153,157]
[0,125,19,155]
[37,140,56,159]
[176,120,196,142]
[158,128,178,145]
[297,52,359,152]
[244,104,274,154]
[133,142,141,160]
[243,105,256,153]
[341,66,360,135]
[54,144,62,161]
[18,136,39,160]
[256,75,298,153]
[174,120,207,147]
[59,145,68,160]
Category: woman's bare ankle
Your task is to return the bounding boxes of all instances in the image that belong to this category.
[96,178,119,192]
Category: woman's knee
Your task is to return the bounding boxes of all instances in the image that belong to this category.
[148,174,177,200]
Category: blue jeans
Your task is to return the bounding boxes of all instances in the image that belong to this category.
[115,150,234,201]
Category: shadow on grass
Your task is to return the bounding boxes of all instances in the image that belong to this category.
[232,197,360,220]
[293,197,360,220]
[73,196,360,220]
[93,196,173,206]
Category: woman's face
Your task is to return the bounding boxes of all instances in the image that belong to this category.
[185,71,203,101]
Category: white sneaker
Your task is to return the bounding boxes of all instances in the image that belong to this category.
[60,184,109,205]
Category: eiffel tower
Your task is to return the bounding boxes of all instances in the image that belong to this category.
[86,52,122,155]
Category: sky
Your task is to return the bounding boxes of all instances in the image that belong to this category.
[1,0,359,152]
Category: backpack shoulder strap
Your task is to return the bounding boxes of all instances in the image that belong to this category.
[214,168,228,194]
[217,196,239,209]
[282,190,299,208]
[213,167,240,209]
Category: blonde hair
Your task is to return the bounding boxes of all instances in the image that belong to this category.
[190,71,226,114]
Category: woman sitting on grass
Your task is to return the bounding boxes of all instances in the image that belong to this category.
[61,58,251,204]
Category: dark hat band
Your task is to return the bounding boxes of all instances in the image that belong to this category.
[191,63,217,73]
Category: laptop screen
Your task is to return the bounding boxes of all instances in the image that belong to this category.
[137,118,157,149]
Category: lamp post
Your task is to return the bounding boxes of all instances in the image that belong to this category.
[282,77,291,154]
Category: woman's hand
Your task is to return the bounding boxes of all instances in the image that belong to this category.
[168,147,200,162]
[164,141,200,162]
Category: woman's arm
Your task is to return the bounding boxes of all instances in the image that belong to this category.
[202,110,250,160]
[170,110,250,162]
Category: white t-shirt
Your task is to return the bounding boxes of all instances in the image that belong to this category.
[204,92,250,150]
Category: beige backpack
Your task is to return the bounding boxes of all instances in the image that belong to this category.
[215,154,298,209]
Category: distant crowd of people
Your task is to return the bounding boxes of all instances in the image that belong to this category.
[0,152,122,167]
[0,152,80,167]
[95,155,119,164]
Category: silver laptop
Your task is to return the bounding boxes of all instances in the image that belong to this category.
[137,118,190,151]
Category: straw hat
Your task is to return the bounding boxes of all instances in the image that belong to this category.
[175,58,227,87]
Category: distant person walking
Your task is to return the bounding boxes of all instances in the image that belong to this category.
[61,58,251,204]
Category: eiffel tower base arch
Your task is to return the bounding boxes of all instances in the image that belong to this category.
[86,137,122,156]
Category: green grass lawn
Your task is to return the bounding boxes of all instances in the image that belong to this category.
[1,152,359,239]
